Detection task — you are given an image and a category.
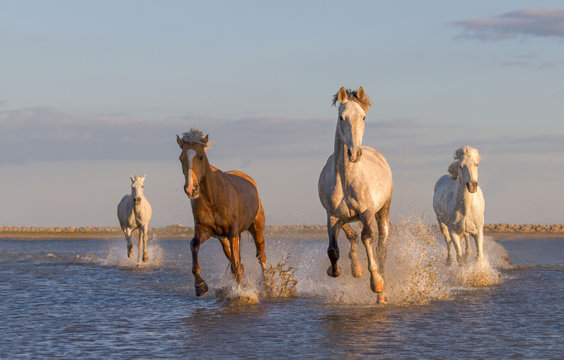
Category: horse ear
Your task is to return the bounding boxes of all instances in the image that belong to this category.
[357,86,365,100]
[204,134,209,144]
[176,135,184,149]
[130,175,135,183]
[337,86,348,103]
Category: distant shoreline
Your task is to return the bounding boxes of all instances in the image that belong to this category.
[1,224,563,240]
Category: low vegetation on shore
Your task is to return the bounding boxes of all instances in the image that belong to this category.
[1,223,563,239]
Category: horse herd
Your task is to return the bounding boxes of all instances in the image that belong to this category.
[117,86,486,304]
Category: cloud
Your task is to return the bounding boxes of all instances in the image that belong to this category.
[0,107,337,165]
[0,106,441,167]
[453,8,564,41]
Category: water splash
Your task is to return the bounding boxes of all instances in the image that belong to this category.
[278,217,514,306]
[261,254,298,298]
[100,235,164,269]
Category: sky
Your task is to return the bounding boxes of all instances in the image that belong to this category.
[1,1,563,227]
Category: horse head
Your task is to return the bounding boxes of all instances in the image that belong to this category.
[449,146,480,193]
[177,129,210,199]
[130,174,146,205]
[333,86,372,163]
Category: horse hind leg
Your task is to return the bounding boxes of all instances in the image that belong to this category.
[375,203,391,303]
[248,202,267,273]
[342,223,362,278]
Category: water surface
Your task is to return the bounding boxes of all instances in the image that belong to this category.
[1,231,562,359]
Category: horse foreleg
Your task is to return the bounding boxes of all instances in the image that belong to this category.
[141,225,149,263]
[463,233,472,260]
[326,216,342,278]
[228,223,244,284]
[137,230,143,266]
[450,232,464,266]
[438,222,453,265]
[123,227,133,258]
[343,223,362,278]
[361,211,383,294]
[191,227,211,296]
[473,227,485,262]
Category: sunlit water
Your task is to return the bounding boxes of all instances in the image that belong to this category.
[1,224,563,359]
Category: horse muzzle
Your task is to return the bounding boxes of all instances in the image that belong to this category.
[347,147,363,163]
[466,181,478,193]
[185,184,200,199]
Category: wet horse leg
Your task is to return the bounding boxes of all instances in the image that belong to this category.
[326,215,342,277]
[141,225,149,263]
[228,222,244,284]
[360,210,384,294]
[191,227,211,296]
[463,233,472,261]
[473,227,484,262]
[438,222,453,265]
[450,231,464,266]
[137,229,143,266]
[376,202,391,303]
[343,223,362,278]
[123,227,133,258]
[248,202,267,273]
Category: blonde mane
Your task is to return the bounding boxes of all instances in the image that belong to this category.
[448,145,480,180]
[181,128,210,149]
[332,87,372,112]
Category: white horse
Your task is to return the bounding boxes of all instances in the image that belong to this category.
[117,175,152,266]
[318,86,393,303]
[433,146,485,265]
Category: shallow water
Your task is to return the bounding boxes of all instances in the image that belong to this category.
[1,228,563,359]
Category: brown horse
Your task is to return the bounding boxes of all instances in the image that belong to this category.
[177,129,267,296]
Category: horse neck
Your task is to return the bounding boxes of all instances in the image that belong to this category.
[195,159,216,204]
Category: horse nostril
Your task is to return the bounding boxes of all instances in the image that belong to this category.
[347,148,352,158]
[357,148,362,158]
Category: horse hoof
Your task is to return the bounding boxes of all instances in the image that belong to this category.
[143,255,148,262]
[128,253,133,259]
[327,265,342,278]
[352,265,363,278]
[377,293,388,304]
[370,276,384,293]
[195,282,209,297]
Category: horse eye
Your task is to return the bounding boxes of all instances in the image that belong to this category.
[339,116,344,121]
[363,116,366,121]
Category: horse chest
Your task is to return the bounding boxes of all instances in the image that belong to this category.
[330,183,361,219]
[192,202,231,235]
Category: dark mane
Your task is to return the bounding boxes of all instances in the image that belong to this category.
[332,88,372,112]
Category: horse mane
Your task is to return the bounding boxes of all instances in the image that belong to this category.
[181,128,210,149]
[448,146,480,180]
[332,88,372,112]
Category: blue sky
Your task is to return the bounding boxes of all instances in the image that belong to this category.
[1,1,563,226]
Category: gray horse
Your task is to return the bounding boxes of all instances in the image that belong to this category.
[117,175,152,266]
